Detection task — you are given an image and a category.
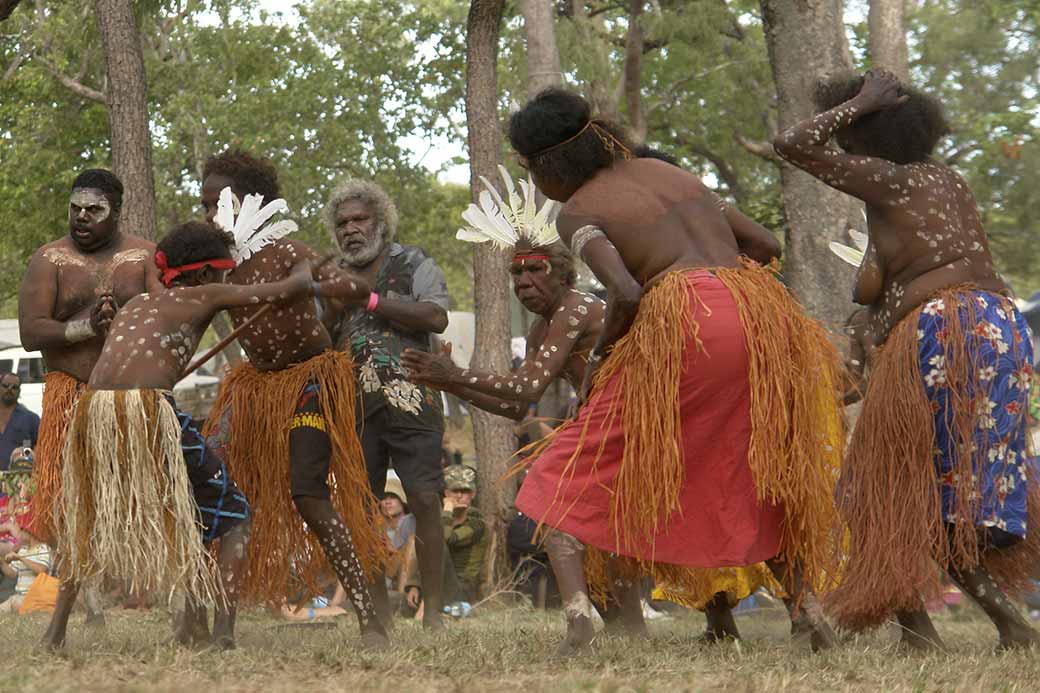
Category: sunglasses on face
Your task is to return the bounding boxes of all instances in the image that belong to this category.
[0,383,19,390]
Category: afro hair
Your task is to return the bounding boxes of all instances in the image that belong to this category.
[202,148,281,202]
[509,88,635,190]
[72,168,124,213]
[157,221,234,271]
[814,72,949,164]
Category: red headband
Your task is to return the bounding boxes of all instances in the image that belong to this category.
[513,253,551,263]
[155,251,237,288]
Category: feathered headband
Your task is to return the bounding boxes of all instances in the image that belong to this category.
[214,186,298,265]
[456,165,561,255]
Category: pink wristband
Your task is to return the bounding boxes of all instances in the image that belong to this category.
[366,292,380,312]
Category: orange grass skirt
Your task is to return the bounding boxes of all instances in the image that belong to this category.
[203,350,384,605]
[29,371,83,542]
[517,263,844,599]
[829,288,1040,631]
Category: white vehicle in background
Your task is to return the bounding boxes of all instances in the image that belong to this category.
[0,346,221,419]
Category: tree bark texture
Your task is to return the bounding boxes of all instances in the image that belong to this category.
[623,0,646,142]
[465,0,514,593]
[520,0,562,98]
[868,0,910,81]
[760,0,862,327]
[95,0,158,240]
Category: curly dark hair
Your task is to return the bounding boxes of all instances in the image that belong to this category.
[509,88,635,190]
[157,222,234,277]
[202,148,281,202]
[633,145,680,166]
[72,168,123,213]
[814,73,949,164]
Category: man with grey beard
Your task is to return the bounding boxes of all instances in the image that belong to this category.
[323,180,451,631]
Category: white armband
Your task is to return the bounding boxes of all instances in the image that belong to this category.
[570,225,606,260]
[64,319,96,343]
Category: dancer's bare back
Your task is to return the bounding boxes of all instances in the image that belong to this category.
[558,158,750,285]
[225,239,338,371]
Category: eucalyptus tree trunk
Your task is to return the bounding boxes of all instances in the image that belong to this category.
[868,0,910,81]
[465,0,513,593]
[95,0,157,240]
[760,0,862,326]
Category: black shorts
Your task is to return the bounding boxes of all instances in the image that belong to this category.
[168,395,250,543]
[288,382,334,499]
[361,407,444,499]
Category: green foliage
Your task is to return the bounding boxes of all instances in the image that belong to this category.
[0,0,1037,314]
[0,0,469,308]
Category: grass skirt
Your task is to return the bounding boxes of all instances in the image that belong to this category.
[29,371,83,542]
[54,389,221,606]
[830,288,1039,630]
[518,263,844,600]
[203,350,384,605]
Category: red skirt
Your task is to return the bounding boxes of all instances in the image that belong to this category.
[515,271,784,567]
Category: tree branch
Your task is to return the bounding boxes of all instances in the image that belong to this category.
[735,133,781,163]
[33,55,106,102]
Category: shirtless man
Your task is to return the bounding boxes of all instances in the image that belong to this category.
[775,69,1039,650]
[43,222,362,650]
[200,149,389,648]
[19,168,163,624]
[506,88,843,654]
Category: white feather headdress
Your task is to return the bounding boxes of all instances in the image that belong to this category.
[456,165,560,250]
[213,186,298,265]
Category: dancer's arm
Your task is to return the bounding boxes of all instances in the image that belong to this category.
[402,293,595,406]
[711,192,782,265]
[772,70,912,209]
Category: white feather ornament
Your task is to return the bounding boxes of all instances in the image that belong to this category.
[829,219,870,268]
[456,165,560,250]
[212,186,298,265]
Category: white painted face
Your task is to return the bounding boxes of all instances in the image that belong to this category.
[69,188,112,225]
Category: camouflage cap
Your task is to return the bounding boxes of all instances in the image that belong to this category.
[444,464,476,492]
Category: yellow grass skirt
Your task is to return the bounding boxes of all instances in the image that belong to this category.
[54,389,221,606]
[203,350,384,605]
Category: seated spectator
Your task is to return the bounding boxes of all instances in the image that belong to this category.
[403,465,487,615]
[0,373,39,471]
[0,509,51,613]
[441,465,486,601]
[381,475,416,593]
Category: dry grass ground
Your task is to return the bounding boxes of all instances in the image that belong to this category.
[1,600,1038,692]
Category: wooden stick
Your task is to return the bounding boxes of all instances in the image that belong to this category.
[178,304,272,381]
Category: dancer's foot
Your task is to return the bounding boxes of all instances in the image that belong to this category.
[896,610,946,654]
[790,610,838,652]
[695,629,738,645]
[422,609,447,632]
[360,623,391,651]
[556,615,595,657]
[996,620,1040,651]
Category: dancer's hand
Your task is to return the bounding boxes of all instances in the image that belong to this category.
[406,586,421,609]
[856,69,909,113]
[91,293,118,335]
[401,345,457,387]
